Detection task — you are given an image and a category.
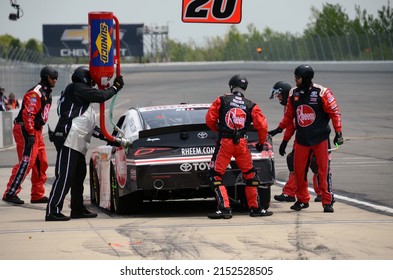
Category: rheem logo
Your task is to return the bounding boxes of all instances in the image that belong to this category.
[296,105,316,127]
[182,0,242,24]
[225,108,246,130]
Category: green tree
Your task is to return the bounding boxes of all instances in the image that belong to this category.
[306,3,351,36]
[25,39,42,53]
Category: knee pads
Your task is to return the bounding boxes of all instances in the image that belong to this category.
[245,177,260,187]
[209,174,223,189]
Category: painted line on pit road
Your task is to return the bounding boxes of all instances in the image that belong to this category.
[275,179,393,214]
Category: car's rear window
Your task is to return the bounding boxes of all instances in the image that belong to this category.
[141,107,209,129]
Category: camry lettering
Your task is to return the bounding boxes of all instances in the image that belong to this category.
[147,137,160,142]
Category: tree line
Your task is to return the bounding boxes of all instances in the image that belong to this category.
[1,2,392,63]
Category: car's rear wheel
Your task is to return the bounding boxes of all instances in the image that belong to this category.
[90,160,100,205]
[110,163,143,214]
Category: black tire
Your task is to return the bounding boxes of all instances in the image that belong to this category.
[89,160,100,205]
[110,163,143,214]
[110,163,122,214]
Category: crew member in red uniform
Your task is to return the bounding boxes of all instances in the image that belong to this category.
[3,66,58,204]
[270,64,343,213]
[269,81,322,202]
[206,74,273,219]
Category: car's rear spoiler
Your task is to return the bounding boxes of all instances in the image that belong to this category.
[139,124,257,138]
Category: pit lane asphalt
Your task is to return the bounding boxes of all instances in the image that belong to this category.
[0,63,392,260]
[0,165,392,260]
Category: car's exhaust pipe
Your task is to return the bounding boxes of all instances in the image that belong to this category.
[153,179,164,190]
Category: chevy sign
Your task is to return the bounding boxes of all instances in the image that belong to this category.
[43,24,144,57]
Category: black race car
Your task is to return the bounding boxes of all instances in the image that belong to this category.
[89,103,275,214]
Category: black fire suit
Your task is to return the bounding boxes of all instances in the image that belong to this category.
[46,82,118,216]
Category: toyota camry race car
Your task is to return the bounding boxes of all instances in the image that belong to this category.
[89,103,275,214]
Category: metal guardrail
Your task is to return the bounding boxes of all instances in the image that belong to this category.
[0,61,72,101]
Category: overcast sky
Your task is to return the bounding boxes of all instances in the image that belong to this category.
[0,0,389,46]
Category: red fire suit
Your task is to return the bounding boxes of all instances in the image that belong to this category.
[3,83,52,201]
[206,91,268,210]
[281,121,321,197]
[278,83,341,205]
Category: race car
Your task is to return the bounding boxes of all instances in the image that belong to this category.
[89,103,275,214]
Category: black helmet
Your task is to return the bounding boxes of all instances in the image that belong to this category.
[294,64,314,91]
[270,81,292,106]
[229,74,248,91]
[40,66,58,87]
[72,66,92,85]
[294,64,314,80]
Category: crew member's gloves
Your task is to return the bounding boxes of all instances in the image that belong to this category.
[27,135,35,148]
[92,126,107,141]
[279,140,288,156]
[48,125,54,142]
[113,75,124,91]
[268,127,283,137]
[107,140,121,147]
[334,132,344,146]
[255,142,269,152]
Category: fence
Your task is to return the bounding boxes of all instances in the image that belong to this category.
[0,58,72,101]
[1,31,393,95]
[219,30,393,62]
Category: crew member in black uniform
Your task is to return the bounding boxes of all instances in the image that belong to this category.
[45,66,124,221]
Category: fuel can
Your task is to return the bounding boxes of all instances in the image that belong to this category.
[88,11,115,89]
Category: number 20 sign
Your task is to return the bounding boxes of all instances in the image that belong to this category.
[182,0,242,24]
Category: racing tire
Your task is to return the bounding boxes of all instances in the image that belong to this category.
[90,160,100,206]
[110,163,143,214]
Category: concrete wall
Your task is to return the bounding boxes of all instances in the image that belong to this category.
[1,61,392,148]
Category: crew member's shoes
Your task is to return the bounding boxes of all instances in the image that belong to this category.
[323,204,334,213]
[274,193,296,202]
[314,195,322,202]
[250,208,273,217]
[71,208,98,219]
[31,196,49,204]
[290,201,309,211]
[207,208,232,219]
[3,194,24,204]
[45,213,71,221]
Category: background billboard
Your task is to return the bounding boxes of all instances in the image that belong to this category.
[43,24,144,58]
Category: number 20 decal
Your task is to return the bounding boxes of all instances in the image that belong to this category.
[182,0,242,23]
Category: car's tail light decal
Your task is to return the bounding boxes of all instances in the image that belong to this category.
[134,147,172,157]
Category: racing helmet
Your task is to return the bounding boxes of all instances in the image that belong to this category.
[294,64,314,91]
[270,80,291,106]
[40,66,58,87]
[294,64,314,80]
[71,66,93,85]
[229,74,248,91]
